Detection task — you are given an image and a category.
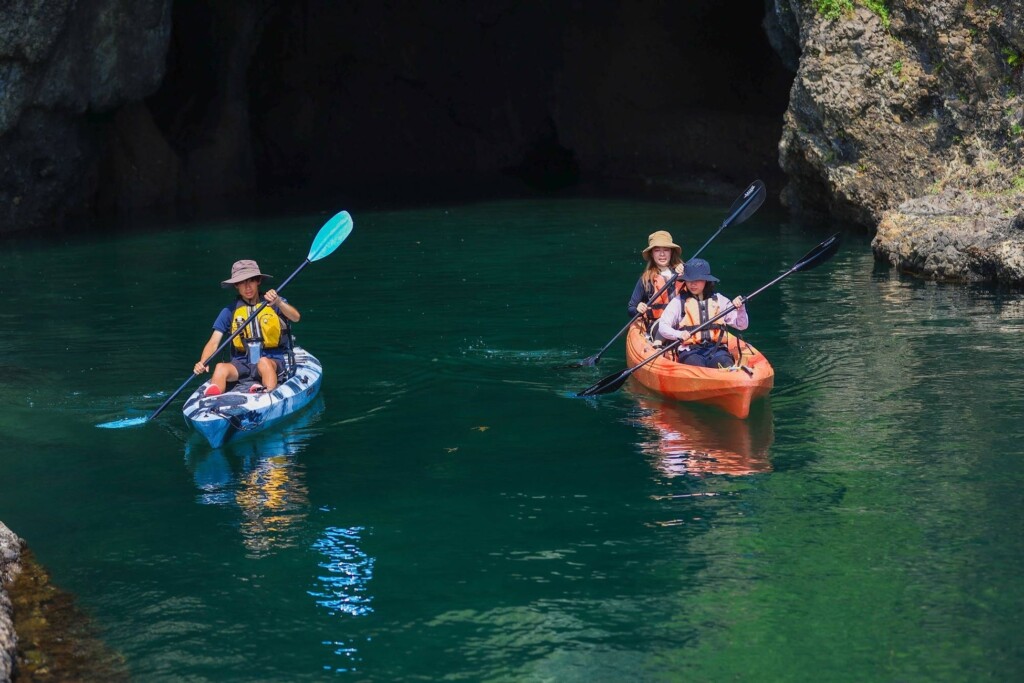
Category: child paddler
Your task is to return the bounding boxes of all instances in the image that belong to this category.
[657,258,747,368]
[193,259,301,396]
[627,230,686,325]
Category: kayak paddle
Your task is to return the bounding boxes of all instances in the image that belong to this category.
[576,233,841,397]
[569,179,766,368]
[98,210,354,429]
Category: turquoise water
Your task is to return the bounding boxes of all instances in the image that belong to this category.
[1,199,1023,681]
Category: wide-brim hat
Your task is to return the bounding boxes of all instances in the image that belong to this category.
[682,258,719,282]
[642,230,682,260]
[221,259,273,288]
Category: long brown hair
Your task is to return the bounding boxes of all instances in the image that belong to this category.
[640,252,683,289]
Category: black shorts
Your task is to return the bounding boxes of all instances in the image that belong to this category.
[230,355,283,381]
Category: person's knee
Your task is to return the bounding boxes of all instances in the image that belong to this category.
[681,354,707,367]
[258,357,278,379]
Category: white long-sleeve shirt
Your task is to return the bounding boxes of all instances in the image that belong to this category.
[657,293,748,344]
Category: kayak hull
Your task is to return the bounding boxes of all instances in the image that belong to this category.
[625,323,773,419]
[182,347,323,448]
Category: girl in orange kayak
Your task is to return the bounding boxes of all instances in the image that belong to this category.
[657,258,747,368]
[626,230,686,321]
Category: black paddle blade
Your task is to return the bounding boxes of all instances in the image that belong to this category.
[576,369,631,397]
[793,233,842,273]
[726,180,766,227]
[563,354,600,369]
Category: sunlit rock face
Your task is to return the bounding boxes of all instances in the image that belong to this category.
[873,189,1024,283]
[0,0,791,235]
[768,0,1024,282]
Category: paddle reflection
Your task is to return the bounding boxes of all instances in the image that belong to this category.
[631,396,774,477]
[185,396,325,558]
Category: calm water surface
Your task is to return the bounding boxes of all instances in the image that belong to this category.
[1,199,1022,681]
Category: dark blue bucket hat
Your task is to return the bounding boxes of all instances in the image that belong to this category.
[682,258,720,282]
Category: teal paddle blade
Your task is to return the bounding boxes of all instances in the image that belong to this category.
[97,416,149,428]
[307,211,354,262]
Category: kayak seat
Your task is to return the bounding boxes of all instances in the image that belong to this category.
[643,319,661,342]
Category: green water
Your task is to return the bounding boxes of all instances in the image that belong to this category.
[1,199,1022,681]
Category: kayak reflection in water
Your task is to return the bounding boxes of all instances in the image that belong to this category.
[632,397,773,477]
[185,397,324,557]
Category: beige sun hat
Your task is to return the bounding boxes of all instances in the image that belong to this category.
[221,259,273,288]
[641,230,681,260]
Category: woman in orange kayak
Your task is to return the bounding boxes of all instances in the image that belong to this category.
[657,258,747,368]
[626,230,686,322]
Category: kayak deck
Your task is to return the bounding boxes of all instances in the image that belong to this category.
[625,322,773,419]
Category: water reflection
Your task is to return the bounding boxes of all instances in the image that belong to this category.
[309,526,374,617]
[630,396,774,477]
[310,525,375,674]
[184,397,324,558]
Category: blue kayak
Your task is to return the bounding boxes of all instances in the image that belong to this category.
[182,347,323,448]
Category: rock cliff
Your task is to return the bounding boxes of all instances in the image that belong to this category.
[0,0,791,235]
[768,0,1023,282]
[0,0,172,233]
[1,523,22,682]
[1,0,1020,282]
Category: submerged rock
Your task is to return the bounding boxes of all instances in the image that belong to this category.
[0,522,127,682]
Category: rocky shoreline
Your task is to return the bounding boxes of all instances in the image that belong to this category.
[768,0,1023,283]
[874,188,1024,282]
[0,522,126,682]
[1,523,22,682]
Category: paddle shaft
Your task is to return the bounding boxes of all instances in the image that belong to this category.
[148,258,312,421]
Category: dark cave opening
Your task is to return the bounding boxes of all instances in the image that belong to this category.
[146,0,794,210]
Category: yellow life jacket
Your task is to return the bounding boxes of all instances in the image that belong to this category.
[230,302,283,352]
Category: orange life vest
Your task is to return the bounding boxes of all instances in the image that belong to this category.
[646,274,686,320]
[679,295,729,345]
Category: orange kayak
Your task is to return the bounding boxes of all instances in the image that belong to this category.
[625,322,774,419]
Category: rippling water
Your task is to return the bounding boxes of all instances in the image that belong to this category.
[1,199,1022,680]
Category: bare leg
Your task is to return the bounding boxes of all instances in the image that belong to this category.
[257,357,279,391]
[211,362,239,393]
